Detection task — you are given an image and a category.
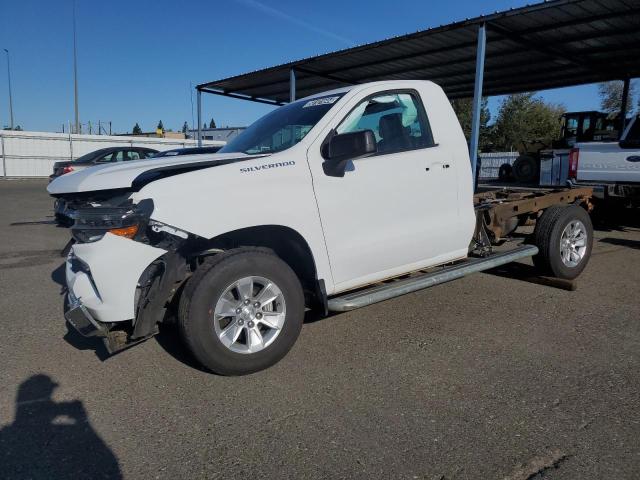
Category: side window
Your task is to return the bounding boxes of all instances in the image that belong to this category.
[336,91,434,154]
[565,117,578,137]
[126,150,142,161]
[98,152,114,162]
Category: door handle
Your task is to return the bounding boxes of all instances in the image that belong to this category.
[425,163,450,171]
[626,156,640,162]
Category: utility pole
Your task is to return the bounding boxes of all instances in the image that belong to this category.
[3,49,14,130]
[72,0,80,134]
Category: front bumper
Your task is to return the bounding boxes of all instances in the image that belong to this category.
[65,289,109,337]
[65,233,167,326]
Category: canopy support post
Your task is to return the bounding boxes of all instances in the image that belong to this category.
[290,69,296,103]
[469,23,486,188]
[197,89,202,147]
[620,77,630,138]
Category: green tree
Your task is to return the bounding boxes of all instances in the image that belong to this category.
[181,121,188,134]
[491,93,565,152]
[157,120,164,132]
[598,81,636,114]
[450,97,491,150]
[209,118,217,129]
[132,123,142,135]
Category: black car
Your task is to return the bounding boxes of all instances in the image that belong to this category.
[152,145,222,157]
[49,146,158,181]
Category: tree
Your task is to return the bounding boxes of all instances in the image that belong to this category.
[132,123,142,135]
[450,97,491,150]
[157,120,164,132]
[491,93,565,152]
[203,123,207,130]
[209,118,217,129]
[598,81,636,114]
[181,121,188,134]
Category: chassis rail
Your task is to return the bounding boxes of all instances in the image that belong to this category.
[474,186,593,240]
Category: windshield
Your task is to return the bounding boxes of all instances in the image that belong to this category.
[219,93,345,155]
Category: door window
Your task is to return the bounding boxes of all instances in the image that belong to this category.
[336,91,434,154]
[125,150,142,161]
[97,150,127,162]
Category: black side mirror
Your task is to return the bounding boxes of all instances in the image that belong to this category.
[322,130,377,177]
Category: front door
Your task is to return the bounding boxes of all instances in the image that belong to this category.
[307,89,461,291]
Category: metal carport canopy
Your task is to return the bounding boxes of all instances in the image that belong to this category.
[197,0,640,105]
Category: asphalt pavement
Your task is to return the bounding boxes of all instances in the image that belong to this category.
[0,179,638,479]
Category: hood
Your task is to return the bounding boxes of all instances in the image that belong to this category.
[47,152,267,195]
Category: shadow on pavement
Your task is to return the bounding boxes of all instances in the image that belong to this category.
[51,262,66,291]
[63,323,112,361]
[598,237,640,250]
[0,375,122,479]
[154,323,209,372]
[592,205,640,232]
[483,261,576,291]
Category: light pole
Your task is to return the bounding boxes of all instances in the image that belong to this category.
[3,48,14,130]
[72,0,80,134]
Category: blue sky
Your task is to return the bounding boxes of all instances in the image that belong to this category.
[0,0,616,133]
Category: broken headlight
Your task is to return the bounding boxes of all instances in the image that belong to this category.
[71,199,154,243]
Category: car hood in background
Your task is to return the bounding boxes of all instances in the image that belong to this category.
[47,152,267,194]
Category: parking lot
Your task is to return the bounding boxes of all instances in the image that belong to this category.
[0,178,638,479]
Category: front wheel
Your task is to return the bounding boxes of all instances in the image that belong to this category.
[179,248,304,375]
[532,205,593,279]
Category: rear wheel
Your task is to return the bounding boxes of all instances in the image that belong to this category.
[512,155,539,183]
[498,163,513,182]
[179,248,304,375]
[532,205,593,279]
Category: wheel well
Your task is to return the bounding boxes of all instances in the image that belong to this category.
[205,225,318,288]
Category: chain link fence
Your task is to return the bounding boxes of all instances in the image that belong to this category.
[478,152,520,179]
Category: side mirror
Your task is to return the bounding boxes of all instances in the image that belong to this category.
[322,130,377,177]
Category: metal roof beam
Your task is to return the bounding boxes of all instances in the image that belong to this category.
[294,67,358,86]
[485,22,610,77]
[199,88,286,106]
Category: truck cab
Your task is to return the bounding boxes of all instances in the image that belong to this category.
[570,115,640,203]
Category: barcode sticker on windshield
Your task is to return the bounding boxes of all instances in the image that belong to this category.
[303,96,340,108]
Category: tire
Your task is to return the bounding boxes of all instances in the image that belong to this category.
[498,163,513,182]
[178,248,304,375]
[512,155,539,183]
[532,204,593,279]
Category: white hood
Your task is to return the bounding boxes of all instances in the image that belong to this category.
[47,152,266,194]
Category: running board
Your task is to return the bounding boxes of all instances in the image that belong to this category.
[327,245,539,312]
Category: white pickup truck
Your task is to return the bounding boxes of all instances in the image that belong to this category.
[569,115,640,204]
[48,80,594,375]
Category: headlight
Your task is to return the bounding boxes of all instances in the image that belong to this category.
[72,199,154,243]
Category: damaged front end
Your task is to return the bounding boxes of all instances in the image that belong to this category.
[65,192,210,354]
